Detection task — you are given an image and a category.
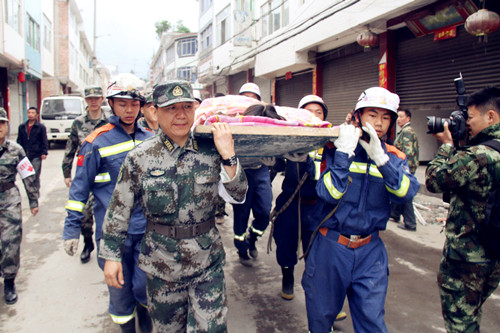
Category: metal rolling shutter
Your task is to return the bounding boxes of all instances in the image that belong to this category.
[321,49,379,126]
[396,25,500,109]
[275,70,313,108]
[230,72,248,95]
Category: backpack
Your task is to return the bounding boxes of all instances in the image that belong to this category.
[477,139,500,260]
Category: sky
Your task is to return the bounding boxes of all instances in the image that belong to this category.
[76,0,199,81]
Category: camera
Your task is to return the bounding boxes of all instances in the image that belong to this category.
[427,74,468,141]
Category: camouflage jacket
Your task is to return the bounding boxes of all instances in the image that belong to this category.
[62,111,109,178]
[99,132,248,282]
[395,123,419,174]
[426,123,500,262]
[0,139,39,208]
[137,117,160,135]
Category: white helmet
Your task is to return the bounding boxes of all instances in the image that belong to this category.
[298,95,328,119]
[354,87,399,114]
[239,83,261,101]
[107,73,145,102]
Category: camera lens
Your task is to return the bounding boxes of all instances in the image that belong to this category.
[427,116,444,134]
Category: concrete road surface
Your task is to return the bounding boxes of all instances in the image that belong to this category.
[1,146,499,332]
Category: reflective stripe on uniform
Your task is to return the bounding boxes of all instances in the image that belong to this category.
[98,140,142,158]
[110,312,135,325]
[323,171,344,200]
[65,200,85,212]
[94,172,111,183]
[250,225,265,236]
[349,162,383,178]
[386,174,410,198]
[234,233,246,241]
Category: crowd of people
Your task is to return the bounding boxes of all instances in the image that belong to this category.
[0,78,499,333]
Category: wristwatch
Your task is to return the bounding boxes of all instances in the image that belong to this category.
[222,155,237,166]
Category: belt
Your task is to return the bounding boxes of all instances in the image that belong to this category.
[0,182,16,192]
[319,228,376,249]
[147,218,215,240]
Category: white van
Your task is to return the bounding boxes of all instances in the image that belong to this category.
[40,95,85,145]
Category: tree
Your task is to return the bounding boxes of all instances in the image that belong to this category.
[155,20,171,39]
[175,21,190,33]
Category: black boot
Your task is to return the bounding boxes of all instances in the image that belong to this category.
[238,251,253,267]
[281,266,294,300]
[4,278,17,305]
[248,231,258,259]
[80,237,95,264]
[120,317,136,333]
[136,303,153,333]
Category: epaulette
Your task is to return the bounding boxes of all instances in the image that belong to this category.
[83,123,115,143]
[385,143,406,160]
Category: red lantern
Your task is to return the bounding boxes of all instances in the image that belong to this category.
[357,30,378,50]
[18,72,25,83]
[465,9,500,41]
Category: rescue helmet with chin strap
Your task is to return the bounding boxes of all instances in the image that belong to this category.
[239,83,261,101]
[298,95,328,119]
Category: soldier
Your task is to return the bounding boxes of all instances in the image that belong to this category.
[390,109,419,231]
[426,86,500,333]
[62,85,109,263]
[138,92,160,134]
[63,80,153,332]
[100,80,248,332]
[0,107,39,305]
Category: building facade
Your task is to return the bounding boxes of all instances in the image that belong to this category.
[196,0,500,161]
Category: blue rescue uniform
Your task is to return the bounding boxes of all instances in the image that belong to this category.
[63,116,153,324]
[302,141,419,333]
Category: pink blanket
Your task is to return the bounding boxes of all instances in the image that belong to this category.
[194,95,332,128]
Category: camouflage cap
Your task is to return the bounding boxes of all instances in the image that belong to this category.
[0,107,8,122]
[84,85,103,97]
[153,81,196,107]
[144,92,154,104]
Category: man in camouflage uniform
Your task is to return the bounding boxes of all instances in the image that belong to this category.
[138,92,160,134]
[100,81,248,333]
[62,85,109,263]
[0,107,39,305]
[390,109,419,231]
[426,87,500,333]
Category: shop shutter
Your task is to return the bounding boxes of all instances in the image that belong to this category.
[275,70,313,108]
[230,72,248,95]
[321,49,379,125]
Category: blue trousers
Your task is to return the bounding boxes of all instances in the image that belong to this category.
[273,194,315,268]
[302,229,389,333]
[98,233,148,324]
[232,166,272,252]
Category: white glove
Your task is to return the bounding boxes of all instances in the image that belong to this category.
[359,123,389,166]
[260,157,276,166]
[64,239,79,256]
[283,152,308,162]
[334,124,360,157]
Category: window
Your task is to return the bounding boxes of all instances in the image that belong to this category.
[43,15,52,50]
[177,38,198,57]
[201,0,213,13]
[166,45,175,65]
[5,0,21,33]
[236,0,254,12]
[217,6,231,46]
[27,16,40,51]
[200,24,213,51]
[177,66,197,83]
[261,0,289,37]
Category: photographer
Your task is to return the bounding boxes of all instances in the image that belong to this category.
[425,86,500,333]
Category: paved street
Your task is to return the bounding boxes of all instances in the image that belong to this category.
[1,146,500,332]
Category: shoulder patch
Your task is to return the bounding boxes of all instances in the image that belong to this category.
[83,123,115,143]
[385,143,406,160]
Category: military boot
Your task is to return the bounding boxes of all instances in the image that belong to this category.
[120,317,136,333]
[238,251,253,267]
[248,231,258,259]
[4,278,17,305]
[136,303,153,333]
[80,236,95,264]
[281,266,294,300]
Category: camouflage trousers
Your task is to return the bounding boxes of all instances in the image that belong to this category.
[146,260,227,333]
[0,187,23,280]
[80,192,94,239]
[437,255,500,333]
